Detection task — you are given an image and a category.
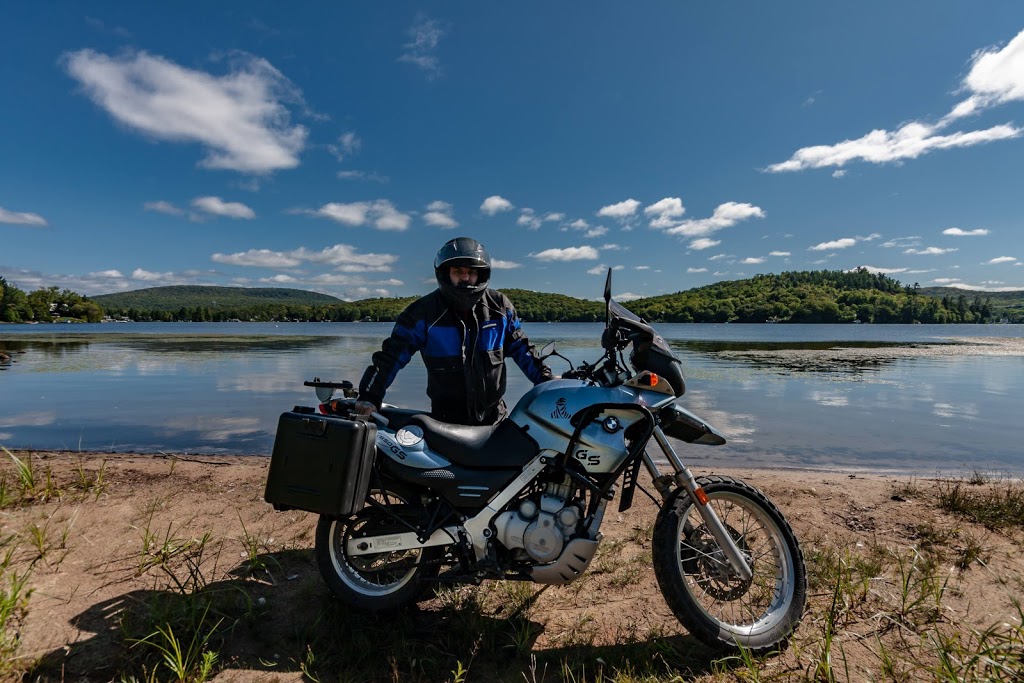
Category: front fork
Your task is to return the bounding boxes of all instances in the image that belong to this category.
[642,426,753,582]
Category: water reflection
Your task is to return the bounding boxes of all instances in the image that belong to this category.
[669,339,924,375]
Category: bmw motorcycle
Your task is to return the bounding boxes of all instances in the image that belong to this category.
[266,271,806,653]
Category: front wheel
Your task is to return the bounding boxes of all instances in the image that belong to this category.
[652,475,806,653]
[315,485,441,612]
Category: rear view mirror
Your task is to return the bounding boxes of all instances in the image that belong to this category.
[539,341,556,359]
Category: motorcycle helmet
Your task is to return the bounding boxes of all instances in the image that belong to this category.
[434,237,492,309]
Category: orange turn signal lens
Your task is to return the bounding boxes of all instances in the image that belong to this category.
[640,372,659,386]
[694,487,709,505]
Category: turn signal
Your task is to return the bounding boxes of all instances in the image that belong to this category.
[640,373,659,386]
[694,487,709,505]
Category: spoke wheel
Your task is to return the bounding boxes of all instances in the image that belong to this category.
[315,485,440,612]
[653,475,806,653]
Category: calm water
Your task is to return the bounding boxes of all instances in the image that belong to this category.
[2,322,1022,475]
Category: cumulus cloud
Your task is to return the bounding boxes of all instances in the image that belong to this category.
[191,196,256,219]
[689,238,720,250]
[597,198,640,220]
[480,195,513,215]
[832,170,846,178]
[741,257,766,264]
[63,49,307,173]
[881,236,922,248]
[644,197,685,228]
[584,226,608,238]
[328,131,361,162]
[423,200,457,228]
[337,170,389,183]
[809,238,857,251]
[517,208,542,230]
[855,265,908,274]
[664,202,765,237]
[587,263,624,275]
[904,247,958,255]
[143,200,184,216]
[398,16,446,79]
[491,259,521,269]
[307,200,411,230]
[943,227,989,236]
[769,251,791,257]
[132,267,180,281]
[932,278,962,284]
[986,256,1017,264]
[0,205,48,226]
[531,246,600,261]
[768,29,1024,173]
[212,243,397,271]
[568,219,589,230]
[687,267,708,273]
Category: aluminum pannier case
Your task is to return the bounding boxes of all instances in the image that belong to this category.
[264,410,376,517]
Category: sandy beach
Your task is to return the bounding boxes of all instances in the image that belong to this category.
[1,450,1022,681]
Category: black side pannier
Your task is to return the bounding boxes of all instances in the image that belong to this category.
[264,411,377,517]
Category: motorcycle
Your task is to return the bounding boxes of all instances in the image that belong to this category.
[264,271,806,653]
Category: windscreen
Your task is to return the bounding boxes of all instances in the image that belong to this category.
[609,300,686,395]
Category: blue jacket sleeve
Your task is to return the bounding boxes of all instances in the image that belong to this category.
[503,302,553,385]
[358,307,427,406]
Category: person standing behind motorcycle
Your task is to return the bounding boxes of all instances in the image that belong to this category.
[354,236,553,425]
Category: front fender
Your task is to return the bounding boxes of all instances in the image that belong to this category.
[658,404,726,446]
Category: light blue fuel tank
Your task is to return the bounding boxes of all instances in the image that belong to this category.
[508,380,644,474]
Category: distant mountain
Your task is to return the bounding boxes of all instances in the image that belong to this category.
[92,285,343,312]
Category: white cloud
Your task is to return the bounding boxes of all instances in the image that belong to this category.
[143,200,184,216]
[600,243,624,251]
[423,200,457,228]
[480,195,513,215]
[212,243,397,271]
[635,265,651,270]
[261,274,298,284]
[584,226,608,238]
[949,29,1024,120]
[491,259,521,269]
[945,283,1024,292]
[643,197,685,228]
[881,236,921,248]
[543,212,565,222]
[741,257,766,264]
[63,49,307,173]
[986,256,1017,264]
[191,196,256,219]
[689,238,720,250]
[615,292,644,301]
[132,267,179,280]
[329,131,361,162]
[586,263,624,275]
[904,247,958,255]
[0,206,47,226]
[708,254,731,261]
[687,267,708,273]
[943,227,989,236]
[337,170,389,183]
[769,251,791,257]
[768,30,1024,173]
[211,249,301,268]
[931,278,962,284]
[809,238,857,251]
[309,200,411,230]
[568,218,589,230]
[597,198,640,219]
[832,170,846,178]
[517,208,542,230]
[398,16,446,79]
[855,265,908,274]
[531,246,600,261]
[664,202,765,237]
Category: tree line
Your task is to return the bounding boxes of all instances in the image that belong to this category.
[0,277,104,323]
[2,269,1018,324]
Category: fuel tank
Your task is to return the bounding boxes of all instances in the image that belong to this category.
[508,380,643,474]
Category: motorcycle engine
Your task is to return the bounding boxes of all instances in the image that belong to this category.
[492,482,584,563]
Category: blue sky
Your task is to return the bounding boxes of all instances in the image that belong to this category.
[2,2,1023,301]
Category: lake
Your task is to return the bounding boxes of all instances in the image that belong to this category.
[2,321,1022,475]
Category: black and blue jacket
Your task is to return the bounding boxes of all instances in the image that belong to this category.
[358,288,552,425]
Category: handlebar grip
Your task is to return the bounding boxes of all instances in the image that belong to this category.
[370,411,390,427]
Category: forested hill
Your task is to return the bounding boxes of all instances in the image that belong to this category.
[623,269,1018,323]
[91,285,343,311]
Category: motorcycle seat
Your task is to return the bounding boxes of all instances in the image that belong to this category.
[409,415,538,469]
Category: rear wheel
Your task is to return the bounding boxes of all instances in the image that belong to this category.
[315,484,441,611]
[652,475,806,653]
